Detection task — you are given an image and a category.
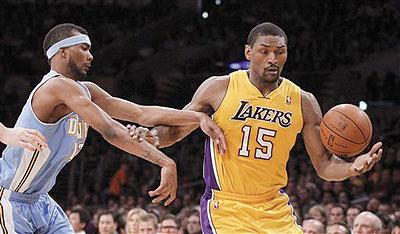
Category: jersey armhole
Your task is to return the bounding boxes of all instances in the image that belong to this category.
[212,76,231,115]
[28,74,70,126]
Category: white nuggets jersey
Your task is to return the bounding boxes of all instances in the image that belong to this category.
[0,70,89,194]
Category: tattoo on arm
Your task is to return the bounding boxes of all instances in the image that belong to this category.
[144,150,163,165]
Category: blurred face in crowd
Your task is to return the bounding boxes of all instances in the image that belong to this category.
[346,207,361,228]
[245,35,287,84]
[308,209,326,225]
[353,213,381,234]
[126,213,142,234]
[138,220,157,234]
[329,207,345,224]
[159,219,179,234]
[392,226,400,234]
[302,219,325,234]
[367,198,380,212]
[98,214,117,234]
[68,212,85,232]
[186,214,201,234]
[326,224,349,234]
[378,204,391,215]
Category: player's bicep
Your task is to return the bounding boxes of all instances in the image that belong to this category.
[50,79,115,134]
[82,81,144,121]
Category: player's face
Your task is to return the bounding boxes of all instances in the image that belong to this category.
[245,35,287,84]
[65,42,93,80]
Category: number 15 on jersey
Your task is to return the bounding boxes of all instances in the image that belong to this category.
[238,125,277,160]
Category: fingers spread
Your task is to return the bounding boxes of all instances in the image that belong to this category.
[164,193,176,206]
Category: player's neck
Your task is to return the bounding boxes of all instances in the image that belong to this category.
[50,63,79,81]
[247,71,282,97]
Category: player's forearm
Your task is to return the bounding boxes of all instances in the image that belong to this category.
[105,98,204,127]
[140,106,204,127]
[102,121,175,167]
[155,125,197,148]
[316,153,353,181]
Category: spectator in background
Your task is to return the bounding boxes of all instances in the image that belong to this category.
[108,160,129,198]
[326,222,351,234]
[68,208,91,234]
[388,219,400,234]
[302,219,325,234]
[126,208,147,234]
[346,205,362,229]
[367,198,381,214]
[186,210,201,234]
[307,205,327,226]
[98,211,118,234]
[158,214,180,234]
[329,205,346,225]
[353,211,382,234]
[138,213,158,234]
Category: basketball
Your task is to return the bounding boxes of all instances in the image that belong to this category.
[320,104,372,157]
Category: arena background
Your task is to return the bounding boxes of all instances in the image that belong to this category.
[0,0,399,233]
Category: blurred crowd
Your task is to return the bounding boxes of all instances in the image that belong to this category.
[1,0,400,233]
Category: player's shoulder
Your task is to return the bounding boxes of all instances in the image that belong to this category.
[203,75,230,85]
[42,76,84,94]
[196,75,230,93]
[301,89,317,104]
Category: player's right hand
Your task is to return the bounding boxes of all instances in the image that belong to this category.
[148,161,177,206]
[350,142,383,175]
[198,113,227,155]
[2,127,47,152]
[127,124,160,148]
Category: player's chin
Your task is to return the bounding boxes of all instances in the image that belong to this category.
[263,74,279,83]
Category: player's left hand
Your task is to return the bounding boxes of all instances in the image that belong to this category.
[198,114,227,155]
[349,142,383,176]
[148,162,177,206]
[127,124,160,148]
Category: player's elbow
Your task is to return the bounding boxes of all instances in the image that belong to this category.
[99,121,121,142]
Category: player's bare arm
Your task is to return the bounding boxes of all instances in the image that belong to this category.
[83,81,226,151]
[34,77,177,205]
[301,90,383,181]
[155,75,229,149]
[83,81,217,127]
[0,122,47,151]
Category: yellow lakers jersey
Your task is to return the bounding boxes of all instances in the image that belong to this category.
[203,70,303,195]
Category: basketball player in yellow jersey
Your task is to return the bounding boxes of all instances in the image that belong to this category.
[131,22,383,233]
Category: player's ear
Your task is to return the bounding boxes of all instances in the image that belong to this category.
[244,45,251,61]
[60,48,67,58]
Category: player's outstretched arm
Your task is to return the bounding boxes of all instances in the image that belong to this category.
[0,122,47,151]
[83,81,214,127]
[83,80,227,153]
[301,91,383,181]
[82,81,226,152]
[154,76,229,152]
[48,78,177,205]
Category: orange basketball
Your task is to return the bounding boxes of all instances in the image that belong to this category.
[320,104,372,157]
